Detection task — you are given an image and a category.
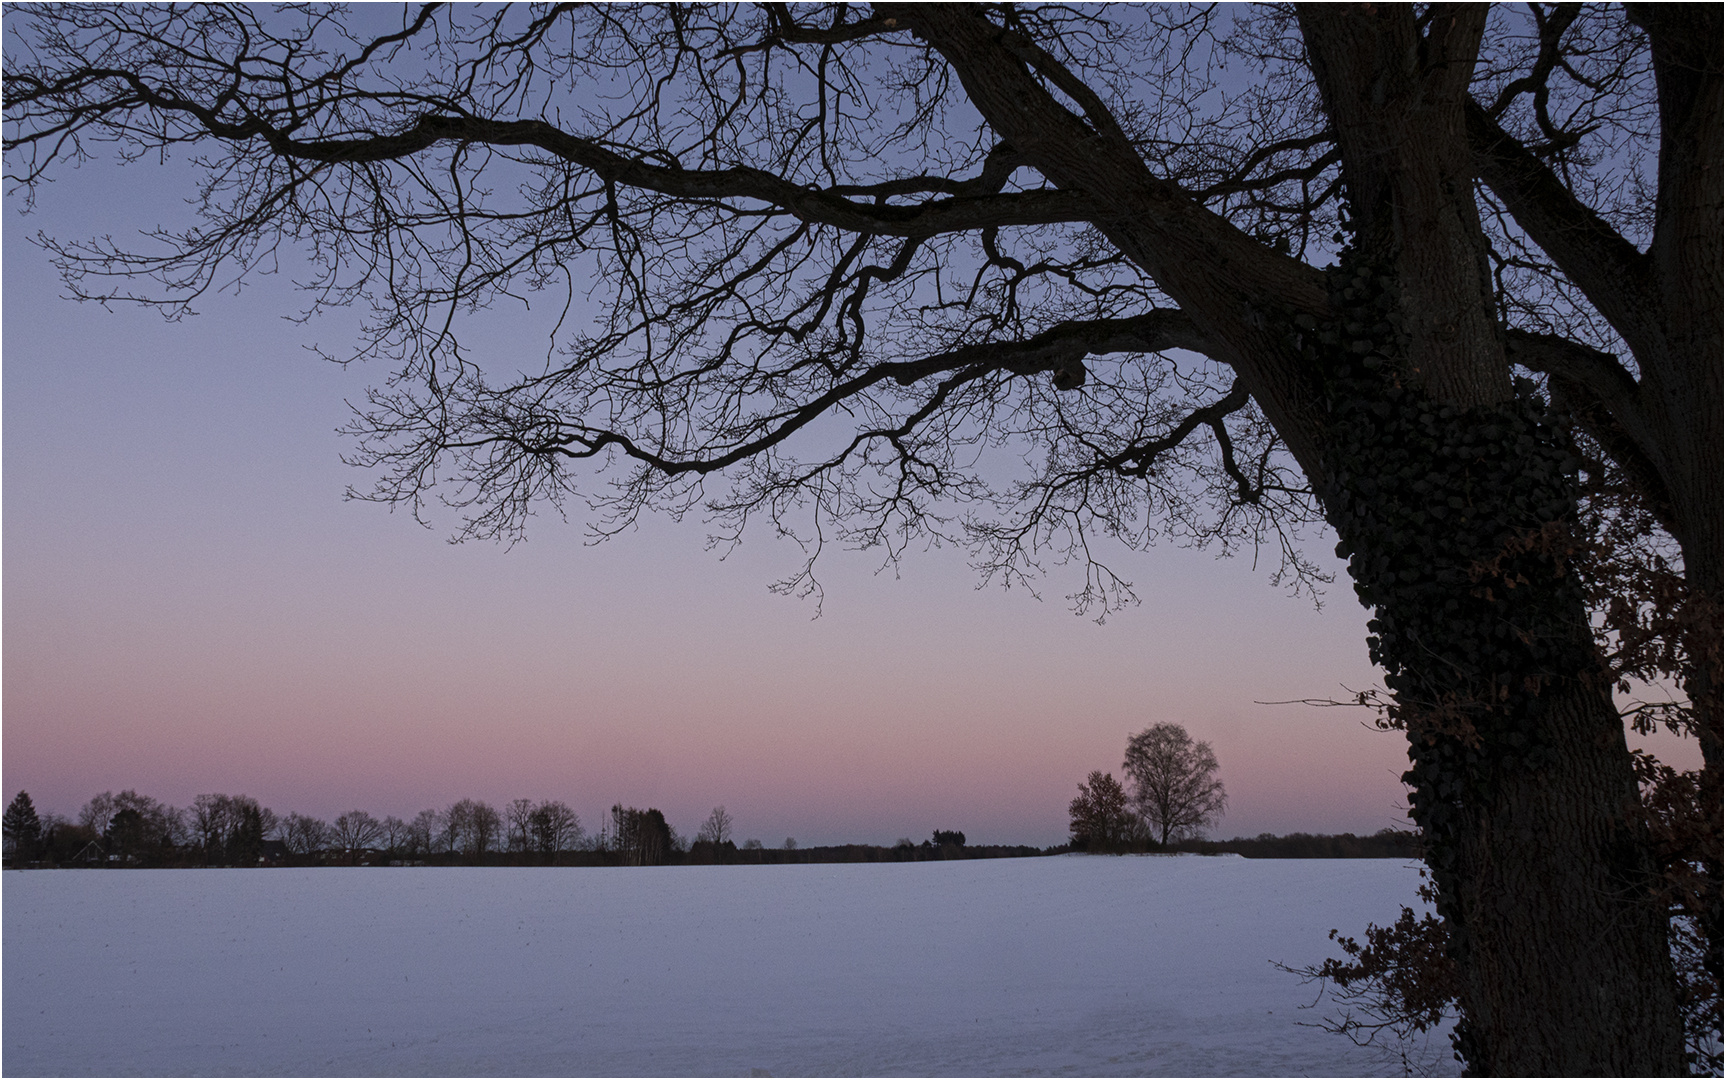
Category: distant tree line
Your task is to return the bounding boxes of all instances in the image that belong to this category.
[1,790,1020,868]
[1,788,595,867]
[1171,830,1421,860]
[4,786,1417,867]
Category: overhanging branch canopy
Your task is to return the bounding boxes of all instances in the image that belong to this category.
[2,3,1705,608]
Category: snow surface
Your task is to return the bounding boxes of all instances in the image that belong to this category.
[4,856,1456,1077]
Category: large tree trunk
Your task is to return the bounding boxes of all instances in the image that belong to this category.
[1314,356,1685,1072]
[1471,2,1721,992]
[1449,683,1684,1073]
[1645,5,1725,991]
[1296,9,1686,1072]
[907,5,1690,1071]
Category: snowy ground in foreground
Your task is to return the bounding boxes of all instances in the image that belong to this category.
[4,856,1456,1077]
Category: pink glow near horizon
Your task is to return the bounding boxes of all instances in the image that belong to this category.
[4,151,1700,850]
[5,476,1419,844]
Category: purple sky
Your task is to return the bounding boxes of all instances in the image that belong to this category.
[3,129,1695,850]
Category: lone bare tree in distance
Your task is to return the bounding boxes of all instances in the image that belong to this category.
[1123,723,1227,847]
[696,806,734,850]
[4,5,1716,1072]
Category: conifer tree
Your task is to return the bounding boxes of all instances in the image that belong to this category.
[3,791,43,861]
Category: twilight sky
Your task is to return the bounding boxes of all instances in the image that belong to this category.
[2,114,1692,850]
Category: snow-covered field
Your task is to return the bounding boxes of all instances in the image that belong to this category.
[4,856,1454,1077]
